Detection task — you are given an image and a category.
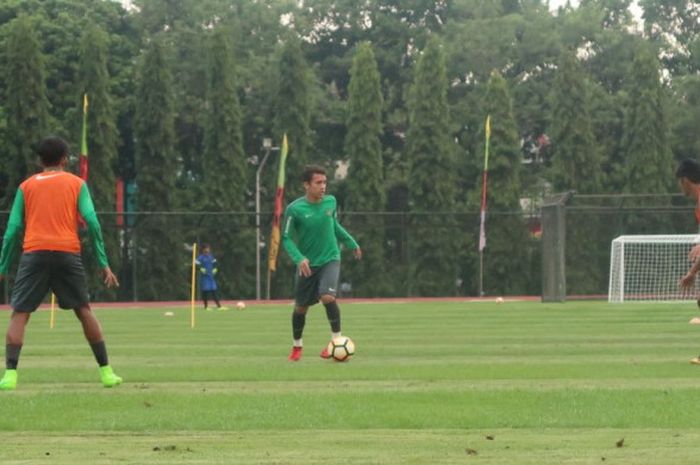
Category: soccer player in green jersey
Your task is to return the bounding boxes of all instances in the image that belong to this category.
[282,165,361,361]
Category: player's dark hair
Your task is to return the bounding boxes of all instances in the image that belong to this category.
[676,159,700,183]
[302,165,326,183]
[36,137,69,167]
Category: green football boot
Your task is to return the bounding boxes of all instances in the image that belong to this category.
[99,365,123,388]
[0,369,17,391]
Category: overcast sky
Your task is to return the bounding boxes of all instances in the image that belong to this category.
[119,0,642,21]
[548,0,579,9]
[120,0,581,12]
[550,0,643,18]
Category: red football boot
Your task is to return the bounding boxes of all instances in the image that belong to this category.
[320,345,332,359]
[288,346,303,362]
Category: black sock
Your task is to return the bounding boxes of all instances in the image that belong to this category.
[324,301,341,333]
[90,341,109,367]
[292,311,306,340]
[203,298,208,308]
[6,344,21,370]
[214,293,221,307]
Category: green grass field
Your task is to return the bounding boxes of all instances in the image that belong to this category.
[2,299,700,464]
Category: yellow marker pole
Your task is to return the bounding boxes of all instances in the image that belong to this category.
[190,242,197,329]
[49,293,56,329]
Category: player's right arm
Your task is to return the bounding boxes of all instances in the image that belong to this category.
[281,207,304,265]
[0,189,26,278]
[195,255,207,275]
[690,244,700,261]
[281,206,311,276]
[681,256,700,289]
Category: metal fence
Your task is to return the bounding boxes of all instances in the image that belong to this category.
[542,193,695,301]
[0,195,695,303]
[0,210,541,302]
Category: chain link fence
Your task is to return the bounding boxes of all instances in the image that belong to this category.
[542,193,695,301]
[0,195,695,303]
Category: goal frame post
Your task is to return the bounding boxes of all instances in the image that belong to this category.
[608,234,699,303]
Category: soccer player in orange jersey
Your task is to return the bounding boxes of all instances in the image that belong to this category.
[0,137,121,390]
[676,159,700,365]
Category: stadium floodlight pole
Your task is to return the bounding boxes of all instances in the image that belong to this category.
[255,138,279,300]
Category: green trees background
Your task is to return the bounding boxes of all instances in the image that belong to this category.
[0,0,697,299]
[343,42,388,296]
[406,37,458,296]
[3,14,49,195]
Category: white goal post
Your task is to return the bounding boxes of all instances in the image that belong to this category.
[608,235,700,302]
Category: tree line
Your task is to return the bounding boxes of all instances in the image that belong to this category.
[0,0,697,299]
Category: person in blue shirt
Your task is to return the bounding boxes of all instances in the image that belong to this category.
[195,244,225,310]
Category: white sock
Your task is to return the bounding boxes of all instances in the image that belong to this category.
[293,339,303,348]
[332,332,341,340]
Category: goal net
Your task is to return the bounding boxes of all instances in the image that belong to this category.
[608,235,700,302]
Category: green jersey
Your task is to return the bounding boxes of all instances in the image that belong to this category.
[282,194,359,267]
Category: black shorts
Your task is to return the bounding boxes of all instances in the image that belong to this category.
[294,260,340,307]
[201,289,219,299]
[11,251,90,312]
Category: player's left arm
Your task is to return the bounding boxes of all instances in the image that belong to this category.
[333,209,361,259]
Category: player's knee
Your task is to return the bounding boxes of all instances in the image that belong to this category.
[294,306,309,315]
[73,305,92,320]
[320,294,336,305]
[10,311,31,323]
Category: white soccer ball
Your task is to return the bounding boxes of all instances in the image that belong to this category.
[236,301,246,310]
[164,311,174,317]
[326,336,356,362]
[495,297,504,304]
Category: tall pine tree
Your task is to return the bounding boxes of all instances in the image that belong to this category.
[622,45,672,194]
[671,76,700,163]
[78,23,121,300]
[273,36,313,198]
[202,27,252,298]
[203,28,246,211]
[4,14,50,196]
[133,39,182,300]
[477,71,532,295]
[268,35,316,297]
[481,72,523,211]
[343,42,388,296]
[406,37,458,296]
[549,49,602,194]
[549,50,606,293]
